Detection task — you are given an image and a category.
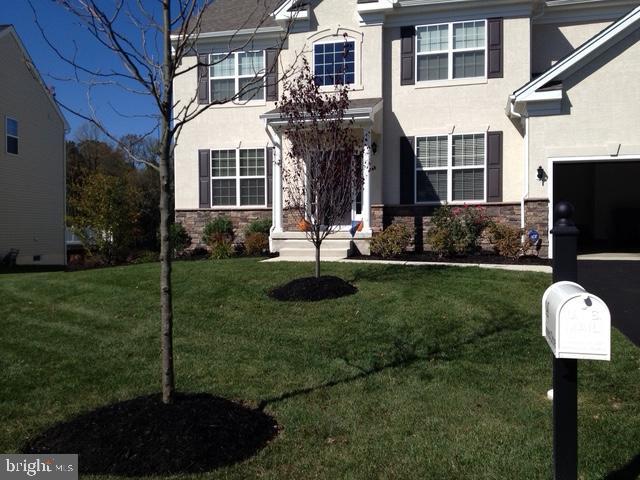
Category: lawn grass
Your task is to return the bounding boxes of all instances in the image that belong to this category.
[1,258,639,479]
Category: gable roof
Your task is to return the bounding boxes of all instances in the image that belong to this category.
[0,25,69,130]
[196,0,283,34]
[512,4,640,104]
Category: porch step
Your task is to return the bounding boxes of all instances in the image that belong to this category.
[272,239,354,249]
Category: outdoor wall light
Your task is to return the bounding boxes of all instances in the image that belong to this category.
[537,166,547,182]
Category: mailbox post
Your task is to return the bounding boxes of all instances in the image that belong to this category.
[551,201,580,480]
[543,202,611,479]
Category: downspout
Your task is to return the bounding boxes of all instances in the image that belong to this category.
[509,96,529,232]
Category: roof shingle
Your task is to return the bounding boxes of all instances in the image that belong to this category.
[194,0,284,34]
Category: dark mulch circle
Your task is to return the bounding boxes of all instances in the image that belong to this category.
[22,393,278,477]
[268,275,358,301]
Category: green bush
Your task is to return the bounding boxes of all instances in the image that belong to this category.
[244,232,270,256]
[486,222,524,258]
[128,250,159,264]
[203,216,234,242]
[428,205,489,257]
[370,224,412,258]
[202,216,235,259]
[170,223,191,258]
[245,218,272,236]
[210,239,235,259]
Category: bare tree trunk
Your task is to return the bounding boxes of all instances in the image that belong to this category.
[160,0,175,405]
[315,244,321,278]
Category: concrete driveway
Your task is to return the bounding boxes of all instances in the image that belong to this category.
[578,260,640,347]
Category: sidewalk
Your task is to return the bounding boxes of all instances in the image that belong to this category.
[263,256,552,273]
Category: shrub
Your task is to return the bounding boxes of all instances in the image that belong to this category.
[203,216,234,243]
[128,250,159,264]
[428,204,489,257]
[244,232,270,256]
[202,216,235,259]
[245,218,272,236]
[370,224,412,258]
[210,239,235,259]
[170,223,191,258]
[486,222,524,258]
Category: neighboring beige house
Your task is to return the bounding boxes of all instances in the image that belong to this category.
[173,0,640,258]
[0,25,68,265]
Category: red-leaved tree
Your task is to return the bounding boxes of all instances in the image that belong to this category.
[278,56,366,278]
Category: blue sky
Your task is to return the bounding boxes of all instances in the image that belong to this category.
[3,1,162,140]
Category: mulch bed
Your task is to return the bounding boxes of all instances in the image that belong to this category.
[350,252,551,266]
[22,393,279,477]
[268,276,358,301]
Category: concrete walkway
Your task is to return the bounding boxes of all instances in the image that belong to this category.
[578,252,640,261]
[263,256,552,273]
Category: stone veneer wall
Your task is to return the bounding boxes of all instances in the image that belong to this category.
[178,200,551,256]
[176,209,272,249]
[370,199,550,257]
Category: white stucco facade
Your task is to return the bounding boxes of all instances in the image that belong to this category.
[173,0,640,257]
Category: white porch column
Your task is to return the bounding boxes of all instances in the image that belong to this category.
[273,133,283,233]
[362,128,372,233]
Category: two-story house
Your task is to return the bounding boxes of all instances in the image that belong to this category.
[173,0,640,259]
[0,25,68,266]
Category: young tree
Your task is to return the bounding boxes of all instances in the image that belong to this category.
[278,57,365,278]
[33,0,295,404]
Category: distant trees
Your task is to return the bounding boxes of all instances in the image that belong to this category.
[66,128,161,260]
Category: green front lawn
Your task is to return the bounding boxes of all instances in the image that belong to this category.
[1,259,639,479]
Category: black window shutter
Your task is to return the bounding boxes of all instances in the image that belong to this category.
[265,49,279,102]
[266,147,273,207]
[197,54,209,104]
[487,18,503,79]
[400,26,415,86]
[400,136,415,204]
[198,149,211,208]
[486,132,503,202]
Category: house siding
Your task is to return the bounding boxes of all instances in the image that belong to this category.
[173,0,640,258]
[528,25,640,200]
[0,32,66,265]
[381,15,532,206]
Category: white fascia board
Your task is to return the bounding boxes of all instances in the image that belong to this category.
[384,1,533,28]
[357,0,396,14]
[518,88,563,103]
[170,26,284,42]
[514,4,640,101]
[398,0,531,8]
[535,0,638,24]
[274,0,309,21]
[2,26,69,131]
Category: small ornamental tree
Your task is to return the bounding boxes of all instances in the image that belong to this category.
[278,54,366,278]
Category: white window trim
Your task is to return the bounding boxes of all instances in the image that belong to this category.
[6,116,18,156]
[415,19,488,84]
[312,36,359,90]
[211,147,268,208]
[414,132,487,205]
[209,51,266,105]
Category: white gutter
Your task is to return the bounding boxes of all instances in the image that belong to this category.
[170,26,283,42]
